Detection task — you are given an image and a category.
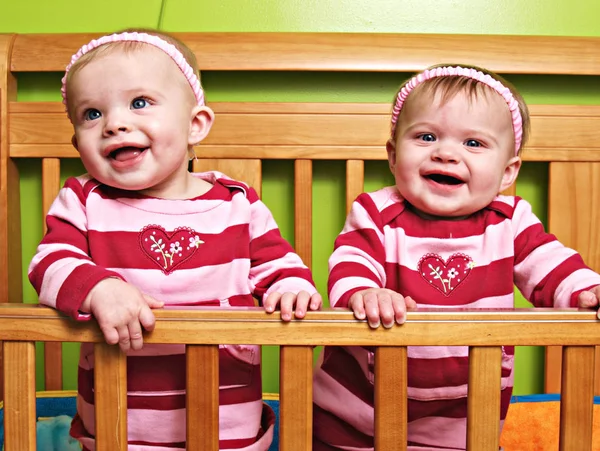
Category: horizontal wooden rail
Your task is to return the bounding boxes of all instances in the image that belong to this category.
[0,304,599,345]
[1,306,598,450]
[9,102,600,162]
[8,32,600,74]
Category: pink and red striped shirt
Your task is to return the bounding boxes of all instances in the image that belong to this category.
[313,186,600,451]
[29,171,317,451]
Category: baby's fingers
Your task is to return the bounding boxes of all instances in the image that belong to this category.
[349,292,366,321]
[363,292,383,328]
[139,305,157,332]
[309,293,323,311]
[578,290,599,309]
[143,293,164,309]
[263,292,282,314]
[392,293,409,325]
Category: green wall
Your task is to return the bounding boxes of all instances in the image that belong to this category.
[3,0,600,396]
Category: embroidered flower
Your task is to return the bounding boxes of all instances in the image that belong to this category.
[170,242,183,254]
[189,236,204,248]
[447,268,459,279]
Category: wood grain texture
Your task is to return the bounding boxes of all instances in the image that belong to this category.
[545,345,563,394]
[94,343,127,451]
[0,35,21,307]
[346,160,365,214]
[187,345,219,450]
[3,341,36,451]
[1,305,599,346]
[41,158,62,391]
[466,347,502,450]
[192,158,262,196]
[10,33,600,74]
[280,346,313,451]
[375,347,407,450]
[559,346,594,450]
[10,103,600,163]
[294,160,312,268]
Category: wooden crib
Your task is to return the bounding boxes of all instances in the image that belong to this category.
[1,32,600,451]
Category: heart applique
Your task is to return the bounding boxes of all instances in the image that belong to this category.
[418,253,474,296]
[139,225,204,274]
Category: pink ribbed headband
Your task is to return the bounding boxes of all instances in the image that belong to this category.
[390,66,523,154]
[61,32,205,113]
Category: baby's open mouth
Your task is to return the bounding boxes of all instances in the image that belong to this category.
[425,173,464,185]
[109,146,147,162]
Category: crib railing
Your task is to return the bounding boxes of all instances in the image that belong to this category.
[0,304,598,451]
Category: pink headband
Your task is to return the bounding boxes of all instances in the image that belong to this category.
[61,31,205,114]
[390,66,523,154]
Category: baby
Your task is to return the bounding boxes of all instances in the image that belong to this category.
[312,64,600,450]
[28,30,321,450]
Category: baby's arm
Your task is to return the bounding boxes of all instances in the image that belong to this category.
[246,191,321,320]
[28,178,163,350]
[512,197,600,313]
[329,194,414,328]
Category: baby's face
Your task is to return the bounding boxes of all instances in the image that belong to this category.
[388,89,520,219]
[67,46,200,197]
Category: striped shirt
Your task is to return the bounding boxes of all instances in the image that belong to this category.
[313,186,600,451]
[29,171,317,451]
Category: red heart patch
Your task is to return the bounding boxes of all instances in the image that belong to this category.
[418,253,473,296]
[139,225,204,274]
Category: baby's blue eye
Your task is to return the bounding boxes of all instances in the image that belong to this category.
[131,98,148,109]
[419,133,436,142]
[465,139,481,147]
[84,109,101,121]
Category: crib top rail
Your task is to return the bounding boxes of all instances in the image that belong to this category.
[0,303,598,346]
[7,32,600,74]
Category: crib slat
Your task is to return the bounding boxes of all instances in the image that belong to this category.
[280,345,313,450]
[375,346,407,450]
[3,341,36,451]
[559,346,594,450]
[346,160,365,214]
[186,345,219,450]
[294,160,313,269]
[192,158,262,196]
[42,157,63,391]
[94,343,128,451]
[466,346,502,450]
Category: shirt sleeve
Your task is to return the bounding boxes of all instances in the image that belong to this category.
[27,177,124,319]
[512,197,600,307]
[246,188,317,303]
[328,193,387,308]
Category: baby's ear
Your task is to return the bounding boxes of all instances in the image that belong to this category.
[189,106,215,146]
[499,156,522,193]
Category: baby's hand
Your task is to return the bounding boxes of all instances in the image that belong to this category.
[349,288,417,328]
[578,285,600,319]
[83,278,164,352]
[263,291,323,321]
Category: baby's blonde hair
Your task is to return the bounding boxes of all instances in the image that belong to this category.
[65,29,200,110]
[392,64,530,154]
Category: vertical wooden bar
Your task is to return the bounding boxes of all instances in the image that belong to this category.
[559,346,594,451]
[42,158,63,391]
[346,160,365,214]
[548,162,600,397]
[3,341,36,451]
[186,345,219,450]
[466,347,502,451]
[280,346,313,451]
[0,35,20,404]
[545,346,563,393]
[294,160,312,269]
[192,158,262,197]
[375,346,407,451]
[94,343,128,451]
[595,346,600,396]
